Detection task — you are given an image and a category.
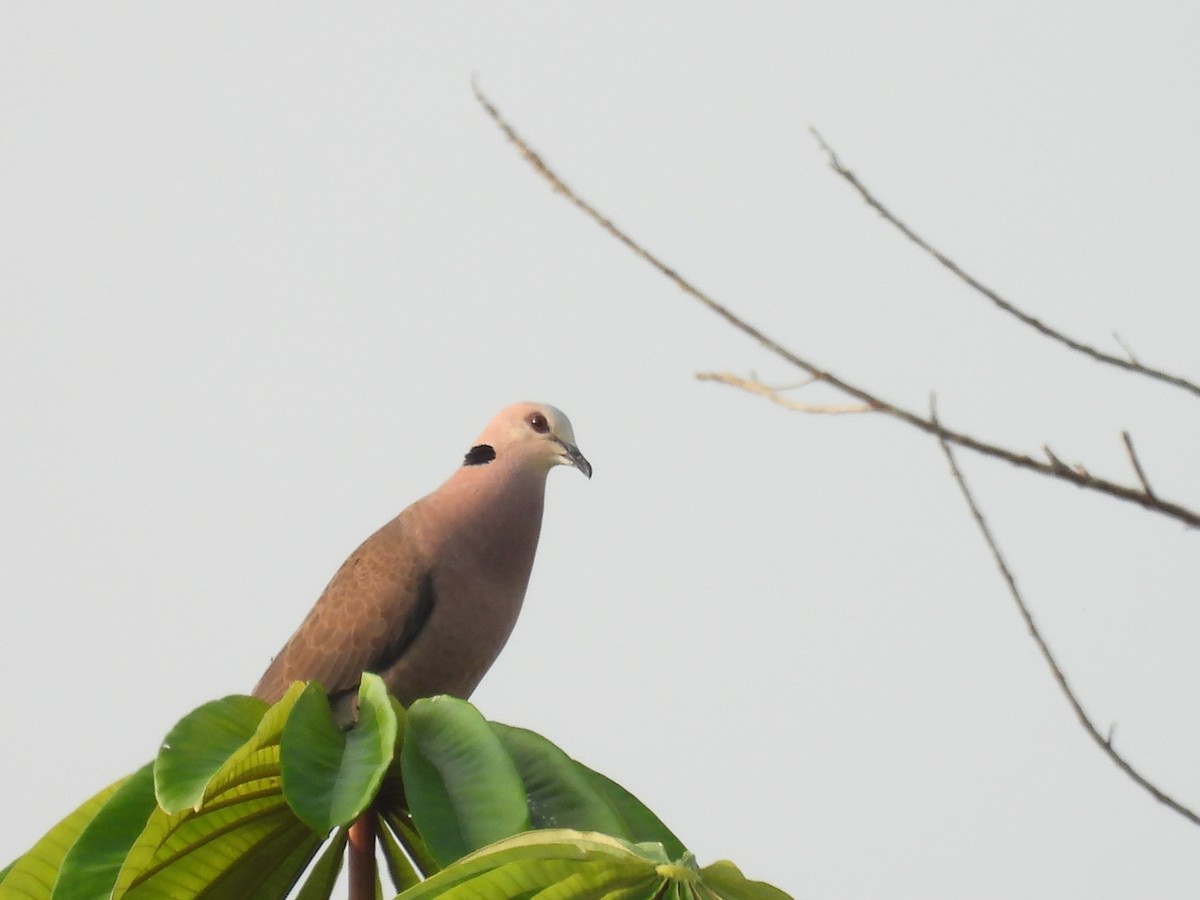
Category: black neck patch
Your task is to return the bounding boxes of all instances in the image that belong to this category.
[463,443,496,467]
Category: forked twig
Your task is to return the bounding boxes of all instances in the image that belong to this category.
[932,399,1199,827]
[1121,431,1156,499]
[473,81,1200,531]
[810,129,1200,401]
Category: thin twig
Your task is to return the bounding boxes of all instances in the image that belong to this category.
[473,82,1200,531]
[696,372,872,414]
[931,398,1200,827]
[765,375,820,391]
[1121,431,1156,499]
[1113,333,1140,366]
[1042,445,1071,474]
[810,129,1200,401]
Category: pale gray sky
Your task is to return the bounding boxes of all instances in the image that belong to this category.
[2,4,1199,898]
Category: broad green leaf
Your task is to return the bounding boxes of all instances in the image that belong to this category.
[699,860,793,900]
[490,718,685,858]
[194,682,305,810]
[114,772,318,899]
[155,694,268,814]
[489,723,628,838]
[131,811,321,900]
[392,829,668,900]
[281,675,397,831]
[578,766,687,861]
[195,816,323,900]
[401,697,529,867]
[293,828,348,900]
[0,774,130,900]
[392,830,793,900]
[52,762,157,900]
[112,684,322,900]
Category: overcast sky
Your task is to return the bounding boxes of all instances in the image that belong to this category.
[3,4,1199,898]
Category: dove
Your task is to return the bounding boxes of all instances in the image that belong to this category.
[252,402,590,709]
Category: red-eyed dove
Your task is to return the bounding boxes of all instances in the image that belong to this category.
[252,402,591,708]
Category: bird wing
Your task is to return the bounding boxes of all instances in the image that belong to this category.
[251,510,436,703]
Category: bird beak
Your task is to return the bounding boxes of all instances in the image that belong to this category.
[556,439,592,479]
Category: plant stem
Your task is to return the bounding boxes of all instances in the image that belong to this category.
[348,809,377,900]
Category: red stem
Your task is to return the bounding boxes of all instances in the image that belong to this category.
[347,809,377,900]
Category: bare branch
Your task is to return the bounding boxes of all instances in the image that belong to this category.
[696,372,873,414]
[931,399,1200,827]
[810,129,1200,400]
[474,83,1200,530]
[1121,431,1156,499]
[1042,445,1072,474]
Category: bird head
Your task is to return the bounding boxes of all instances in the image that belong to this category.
[463,402,592,479]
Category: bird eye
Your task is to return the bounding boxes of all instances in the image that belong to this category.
[527,412,550,434]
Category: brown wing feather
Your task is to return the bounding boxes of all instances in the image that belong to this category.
[251,509,432,703]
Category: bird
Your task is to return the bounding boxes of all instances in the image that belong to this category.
[252,402,591,711]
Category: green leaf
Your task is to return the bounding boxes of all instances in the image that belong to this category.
[293,829,348,900]
[375,694,409,804]
[392,829,669,900]
[0,774,130,900]
[379,810,439,882]
[577,766,687,861]
[700,860,794,900]
[112,683,322,900]
[155,695,269,814]
[489,723,629,837]
[191,680,306,811]
[401,697,529,867]
[489,719,687,860]
[154,814,322,900]
[395,830,794,900]
[376,819,421,896]
[52,762,157,900]
[372,694,416,890]
[281,675,398,832]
